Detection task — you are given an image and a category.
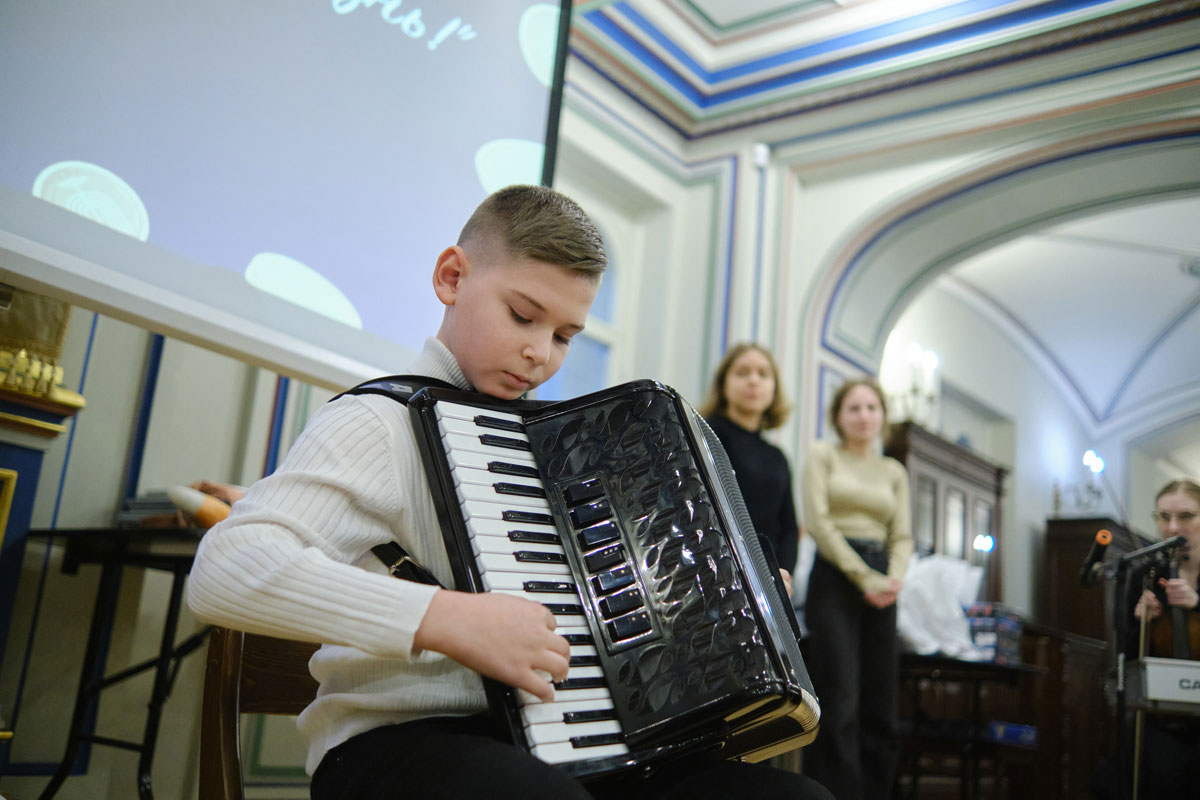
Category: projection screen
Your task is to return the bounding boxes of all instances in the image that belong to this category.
[0,0,572,389]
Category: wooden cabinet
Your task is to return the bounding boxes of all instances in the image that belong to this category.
[896,623,1110,799]
[885,422,1008,601]
[1040,516,1147,641]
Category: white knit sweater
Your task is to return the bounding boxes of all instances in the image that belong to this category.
[187,338,488,774]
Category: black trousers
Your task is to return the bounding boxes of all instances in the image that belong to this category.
[1137,718,1200,799]
[310,714,835,800]
[802,551,900,800]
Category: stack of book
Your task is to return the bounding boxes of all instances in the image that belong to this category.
[965,602,1023,664]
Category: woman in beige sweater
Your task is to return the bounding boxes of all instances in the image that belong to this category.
[800,378,912,800]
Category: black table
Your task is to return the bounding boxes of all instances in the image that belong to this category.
[27,527,209,800]
[900,653,1046,800]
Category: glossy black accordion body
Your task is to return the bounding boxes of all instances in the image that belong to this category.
[408,379,820,779]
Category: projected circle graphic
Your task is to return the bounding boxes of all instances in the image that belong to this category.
[245,252,363,329]
[519,4,561,87]
[32,161,150,241]
[475,139,545,194]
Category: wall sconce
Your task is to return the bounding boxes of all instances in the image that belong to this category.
[1052,449,1106,515]
[892,341,940,428]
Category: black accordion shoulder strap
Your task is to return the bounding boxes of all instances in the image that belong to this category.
[333,373,460,405]
[331,373,460,587]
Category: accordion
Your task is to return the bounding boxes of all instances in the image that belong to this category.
[407,379,820,779]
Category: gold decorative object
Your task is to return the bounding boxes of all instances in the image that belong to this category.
[0,284,82,409]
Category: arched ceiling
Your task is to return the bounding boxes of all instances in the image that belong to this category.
[947,195,1200,471]
[571,0,1200,476]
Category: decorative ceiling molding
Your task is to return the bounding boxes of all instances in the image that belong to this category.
[667,0,835,40]
[572,0,1200,138]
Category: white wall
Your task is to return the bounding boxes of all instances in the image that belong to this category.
[881,281,1102,616]
[1126,447,1180,541]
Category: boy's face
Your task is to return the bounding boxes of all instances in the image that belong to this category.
[435,247,598,400]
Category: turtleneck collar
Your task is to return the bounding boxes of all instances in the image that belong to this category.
[409,337,471,391]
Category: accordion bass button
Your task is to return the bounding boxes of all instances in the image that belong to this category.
[591,566,635,595]
[607,611,652,641]
[563,477,605,505]
[598,589,643,619]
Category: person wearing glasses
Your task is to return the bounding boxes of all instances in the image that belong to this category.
[1133,478,1200,645]
[1128,478,1200,796]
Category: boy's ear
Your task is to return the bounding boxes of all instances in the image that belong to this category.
[432,245,468,306]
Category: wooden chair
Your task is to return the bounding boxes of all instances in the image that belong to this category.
[200,626,321,800]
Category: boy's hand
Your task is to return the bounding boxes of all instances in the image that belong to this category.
[415,590,570,702]
[191,479,245,505]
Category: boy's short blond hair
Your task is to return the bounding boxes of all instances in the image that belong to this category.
[458,185,607,278]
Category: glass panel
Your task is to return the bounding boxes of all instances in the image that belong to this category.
[944,488,966,559]
[971,499,995,566]
[534,335,609,402]
[914,475,936,556]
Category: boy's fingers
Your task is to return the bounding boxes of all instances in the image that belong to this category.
[524,669,556,702]
[536,650,570,683]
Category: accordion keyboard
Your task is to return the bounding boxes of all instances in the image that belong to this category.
[435,400,631,764]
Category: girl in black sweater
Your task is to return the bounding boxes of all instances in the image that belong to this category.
[698,342,801,583]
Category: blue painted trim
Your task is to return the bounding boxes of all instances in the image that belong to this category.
[1103,290,1200,417]
[815,363,856,441]
[752,155,767,339]
[566,79,739,170]
[262,376,290,478]
[0,400,66,425]
[820,131,1200,379]
[595,0,1122,106]
[818,335,877,377]
[123,333,164,502]
[567,50,692,139]
[50,312,98,528]
[719,156,738,354]
[816,364,833,441]
[774,42,1200,150]
[583,9,704,106]
[577,15,1200,142]
[614,0,1021,82]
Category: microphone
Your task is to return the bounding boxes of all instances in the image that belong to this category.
[1078,528,1112,587]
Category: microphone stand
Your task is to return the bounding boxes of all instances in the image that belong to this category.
[1109,535,1188,800]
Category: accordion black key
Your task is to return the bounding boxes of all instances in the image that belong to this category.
[408,379,820,779]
